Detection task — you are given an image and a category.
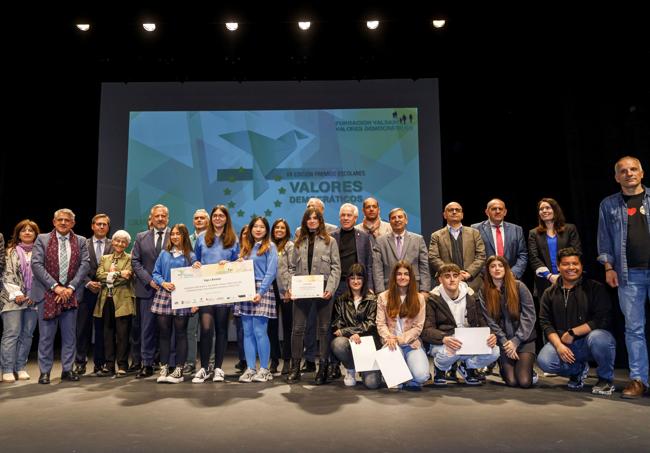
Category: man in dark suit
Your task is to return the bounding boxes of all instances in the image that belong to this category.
[74,213,113,375]
[429,202,486,292]
[471,199,528,279]
[31,209,90,384]
[373,207,431,293]
[131,204,170,378]
[331,203,374,297]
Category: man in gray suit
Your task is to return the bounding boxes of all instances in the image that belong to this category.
[373,207,431,293]
[471,199,528,279]
[74,213,113,375]
[429,202,486,292]
[31,208,90,384]
[131,204,170,378]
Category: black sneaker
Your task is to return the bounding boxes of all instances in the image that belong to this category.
[433,366,448,386]
[73,363,87,376]
[458,363,481,385]
[592,379,615,396]
[182,363,196,375]
[445,363,459,382]
[301,360,316,373]
[269,359,279,374]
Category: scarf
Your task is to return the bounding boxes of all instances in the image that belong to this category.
[362,218,382,237]
[43,230,81,320]
[15,243,34,296]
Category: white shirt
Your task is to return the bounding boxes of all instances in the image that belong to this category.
[448,225,462,240]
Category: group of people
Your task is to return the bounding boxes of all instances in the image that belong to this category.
[0,156,647,399]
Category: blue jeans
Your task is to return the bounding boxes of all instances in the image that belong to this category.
[241,315,270,369]
[429,344,500,371]
[537,329,616,381]
[618,268,650,385]
[399,345,430,387]
[1,308,38,373]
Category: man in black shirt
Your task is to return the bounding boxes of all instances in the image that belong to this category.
[537,248,616,395]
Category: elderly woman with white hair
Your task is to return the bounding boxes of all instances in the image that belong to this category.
[94,229,135,377]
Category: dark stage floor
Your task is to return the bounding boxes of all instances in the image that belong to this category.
[1,354,648,452]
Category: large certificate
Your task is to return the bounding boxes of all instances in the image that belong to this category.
[171,261,256,309]
[291,275,324,299]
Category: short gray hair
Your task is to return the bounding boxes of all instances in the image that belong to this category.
[339,203,359,217]
[193,208,209,217]
[111,229,132,245]
[54,208,75,220]
[150,204,169,216]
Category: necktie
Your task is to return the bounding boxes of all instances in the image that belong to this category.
[95,240,103,264]
[59,236,69,285]
[155,231,164,255]
[495,225,504,257]
[396,235,403,258]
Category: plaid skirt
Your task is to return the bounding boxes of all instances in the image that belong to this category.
[234,281,277,319]
[150,287,192,317]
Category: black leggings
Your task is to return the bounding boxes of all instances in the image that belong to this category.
[291,298,333,361]
[157,315,189,367]
[500,352,536,388]
[199,305,231,369]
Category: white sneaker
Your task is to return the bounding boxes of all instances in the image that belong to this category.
[157,365,170,383]
[212,367,226,382]
[17,370,30,380]
[192,367,211,383]
[166,366,184,384]
[239,368,257,383]
[2,373,16,383]
[344,369,357,387]
[252,368,273,382]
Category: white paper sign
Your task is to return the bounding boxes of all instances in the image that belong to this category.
[291,275,324,299]
[454,327,491,355]
[350,336,380,372]
[375,347,413,388]
[171,261,256,309]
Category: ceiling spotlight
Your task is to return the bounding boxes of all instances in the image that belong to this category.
[142,23,156,32]
[432,19,446,29]
[366,20,379,30]
[298,21,311,30]
[225,22,239,31]
[76,24,90,32]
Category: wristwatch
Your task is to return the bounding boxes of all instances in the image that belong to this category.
[568,328,576,338]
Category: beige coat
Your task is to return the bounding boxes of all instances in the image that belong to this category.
[376,291,426,349]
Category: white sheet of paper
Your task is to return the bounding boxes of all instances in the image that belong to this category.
[375,347,413,388]
[291,275,324,299]
[350,336,380,372]
[454,327,491,355]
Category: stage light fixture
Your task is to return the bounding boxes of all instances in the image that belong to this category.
[298,21,311,30]
[225,22,239,31]
[432,19,446,28]
[143,23,156,32]
[366,20,379,30]
[76,24,90,31]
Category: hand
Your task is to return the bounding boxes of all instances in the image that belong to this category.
[282,292,291,302]
[350,334,361,344]
[556,343,575,364]
[549,274,559,284]
[26,298,34,306]
[54,285,67,297]
[605,269,619,288]
[503,340,516,356]
[63,288,74,299]
[487,333,497,348]
[15,295,27,304]
[443,336,462,352]
[120,270,132,279]
[334,329,342,337]
[218,260,228,265]
[237,257,244,262]
[322,291,332,300]
[162,282,175,292]
[191,306,199,314]
[560,331,574,345]
[459,270,471,281]
[192,261,202,269]
[507,349,520,360]
[385,337,398,351]
[150,280,160,291]
[253,294,262,303]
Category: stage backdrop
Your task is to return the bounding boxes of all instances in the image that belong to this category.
[97,80,441,240]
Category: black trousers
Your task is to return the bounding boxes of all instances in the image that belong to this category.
[291,298,333,361]
[102,297,132,371]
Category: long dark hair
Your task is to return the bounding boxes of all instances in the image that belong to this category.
[386,261,420,320]
[535,197,566,233]
[343,263,370,300]
[271,218,291,253]
[295,208,331,247]
[205,205,237,249]
[240,216,271,258]
[8,219,40,249]
[166,223,194,265]
[482,255,520,321]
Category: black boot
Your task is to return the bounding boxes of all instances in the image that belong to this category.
[328,362,342,380]
[286,359,301,383]
[314,361,329,385]
[281,360,291,375]
[269,358,279,374]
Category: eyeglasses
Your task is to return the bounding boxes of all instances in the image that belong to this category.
[446,208,463,213]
